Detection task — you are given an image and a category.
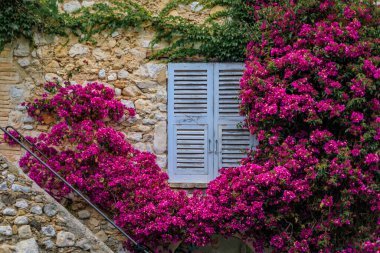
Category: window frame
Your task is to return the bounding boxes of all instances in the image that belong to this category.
[167,62,255,184]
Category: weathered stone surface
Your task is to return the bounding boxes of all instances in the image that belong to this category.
[93,48,109,61]
[82,0,95,7]
[111,31,120,38]
[0,181,8,191]
[135,99,153,112]
[22,116,34,124]
[120,99,135,109]
[15,199,28,209]
[69,44,89,57]
[14,216,29,225]
[41,225,56,237]
[156,89,167,102]
[76,238,91,250]
[15,238,39,253]
[115,88,121,96]
[33,33,53,46]
[153,121,167,154]
[190,1,203,12]
[95,230,108,242]
[43,239,55,250]
[142,118,156,125]
[78,210,91,219]
[137,63,166,79]
[98,69,106,78]
[136,80,158,89]
[63,1,81,13]
[56,231,76,247]
[30,205,42,215]
[0,244,15,253]
[117,69,129,79]
[22,125,33,130]
[126,132,143,142]
[107,72,117,81]
[17,57,31,67]
[14,40,30,57]
[18,225,32,239]
[122,86,141,97]
[0,226,12,236]
[3,207,17,216]
[0,157,114,252]
[7,174,16,183]
[10,87,24,99]
[45,73,63,82]
[156,154,167,168]
[43,204,58,217]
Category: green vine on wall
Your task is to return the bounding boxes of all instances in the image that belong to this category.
[0,0,66,51]
[0,0,257,62]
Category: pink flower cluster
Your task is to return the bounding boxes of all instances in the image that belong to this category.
[232,0,379,251]
[15,83,187,250]
[4,1,379,252]
[25,82,135,123]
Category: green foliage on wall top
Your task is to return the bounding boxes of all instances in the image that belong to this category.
[0,0,66,51]
[0,0,258,62]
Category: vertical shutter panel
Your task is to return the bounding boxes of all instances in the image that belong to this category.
[168,63,214,183]
[214,63,255,174]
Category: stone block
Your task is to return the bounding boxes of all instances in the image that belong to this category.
[15,238,39,253]
[153,121,167,154]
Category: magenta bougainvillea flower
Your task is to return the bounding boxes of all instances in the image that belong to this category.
[4,0,379,252]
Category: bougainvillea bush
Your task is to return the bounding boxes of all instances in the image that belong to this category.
[13,82,188,251]
[190,0,379,251]
[4,0,379,252]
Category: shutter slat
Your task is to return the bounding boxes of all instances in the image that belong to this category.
[174,95,207,99]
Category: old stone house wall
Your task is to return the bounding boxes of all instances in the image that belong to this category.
[0,2,255,252]
[0,0,216,169]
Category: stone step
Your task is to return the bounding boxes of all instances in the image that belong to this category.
[0,116,9,122]
[0,80,21,85]
[0,111,11,117]
[0,143,21,151]
[0,85,13,91]
[0,72,20,82]
[0,63,17,72]
[0,100,10,105]
[0,110,10,117]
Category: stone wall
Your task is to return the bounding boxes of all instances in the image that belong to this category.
[0,155,115,253]
[0,0,217,173]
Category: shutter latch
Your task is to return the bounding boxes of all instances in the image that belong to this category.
[208,139,214,152]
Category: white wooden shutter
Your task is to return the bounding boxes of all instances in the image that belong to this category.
[168,63,214,183]
[214,63,255,174]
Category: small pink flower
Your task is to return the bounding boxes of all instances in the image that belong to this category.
[350,112,364,123]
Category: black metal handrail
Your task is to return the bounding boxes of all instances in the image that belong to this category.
[1,126,151,253]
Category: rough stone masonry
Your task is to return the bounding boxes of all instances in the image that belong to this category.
[0,155,115,253]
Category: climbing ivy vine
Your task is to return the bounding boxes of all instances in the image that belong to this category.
[0,0,66,51]
[0,0,257,62]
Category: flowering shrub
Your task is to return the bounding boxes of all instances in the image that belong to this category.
[196,0,378,251]
[3,1,379,252]
[14,83,187,251]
